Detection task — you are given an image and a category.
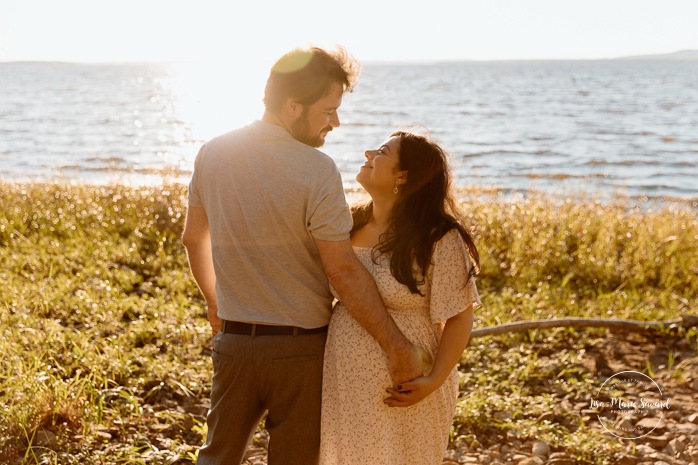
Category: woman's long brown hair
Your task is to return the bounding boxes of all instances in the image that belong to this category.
[352,131,480,295]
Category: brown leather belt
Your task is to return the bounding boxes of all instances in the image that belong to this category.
[220,320,328,336]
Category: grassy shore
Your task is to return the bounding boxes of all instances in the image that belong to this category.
[1,182,697,464]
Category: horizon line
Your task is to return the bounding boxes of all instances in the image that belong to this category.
[1,49,697,65]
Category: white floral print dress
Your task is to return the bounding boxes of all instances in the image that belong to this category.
[320,229,481,465]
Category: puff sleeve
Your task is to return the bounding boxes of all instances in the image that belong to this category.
[429,229,482,324]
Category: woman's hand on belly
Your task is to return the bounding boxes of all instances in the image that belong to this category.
[383,375,439,407]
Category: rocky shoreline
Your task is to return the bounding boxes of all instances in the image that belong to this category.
[239,331,698,465]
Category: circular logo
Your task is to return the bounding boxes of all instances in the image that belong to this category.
[589,370,671,439]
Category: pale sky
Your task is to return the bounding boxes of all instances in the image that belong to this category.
[1,0,697,64]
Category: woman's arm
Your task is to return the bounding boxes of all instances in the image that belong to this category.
[384,307,474,407]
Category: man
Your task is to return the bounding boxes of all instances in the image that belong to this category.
[183,46,424,465]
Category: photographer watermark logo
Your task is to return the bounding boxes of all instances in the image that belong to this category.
[589,370,671,439]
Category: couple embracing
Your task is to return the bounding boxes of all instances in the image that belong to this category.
[182,45,481,465]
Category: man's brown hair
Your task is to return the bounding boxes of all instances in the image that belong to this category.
[263,46,360,113]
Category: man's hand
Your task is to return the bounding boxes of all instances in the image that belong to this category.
[208,304,221,343]
[387,344,432,385]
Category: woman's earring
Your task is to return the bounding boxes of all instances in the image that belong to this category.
[393,182,399,195]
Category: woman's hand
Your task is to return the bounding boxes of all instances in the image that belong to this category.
[383,376,439,407]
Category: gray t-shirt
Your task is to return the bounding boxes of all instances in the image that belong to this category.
[188,120,352,328]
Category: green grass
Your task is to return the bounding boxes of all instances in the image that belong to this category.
[1,182,696,464]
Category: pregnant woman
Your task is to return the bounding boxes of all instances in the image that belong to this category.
[320,131,482,465]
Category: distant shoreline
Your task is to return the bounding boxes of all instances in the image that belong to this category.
[2,50,697,66]
[613,49,698,61]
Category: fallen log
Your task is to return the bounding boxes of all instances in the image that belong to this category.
[471,313,698,338]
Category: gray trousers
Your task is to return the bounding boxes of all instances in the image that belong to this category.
[196,330,327,465]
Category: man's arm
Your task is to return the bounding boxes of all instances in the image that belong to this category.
[314,238,427,385]
[182,206,220,339]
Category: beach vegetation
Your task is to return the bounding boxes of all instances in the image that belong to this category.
[1,182,696,464]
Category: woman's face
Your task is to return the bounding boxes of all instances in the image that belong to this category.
[356,136,407,194]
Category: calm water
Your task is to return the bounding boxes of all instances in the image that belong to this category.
[1,60,697,200]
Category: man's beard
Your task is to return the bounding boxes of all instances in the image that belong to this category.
[290,111,331,148]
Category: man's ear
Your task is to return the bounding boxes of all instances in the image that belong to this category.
[282,98,303,119]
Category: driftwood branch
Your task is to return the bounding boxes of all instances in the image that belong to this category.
[471,314,698,338]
